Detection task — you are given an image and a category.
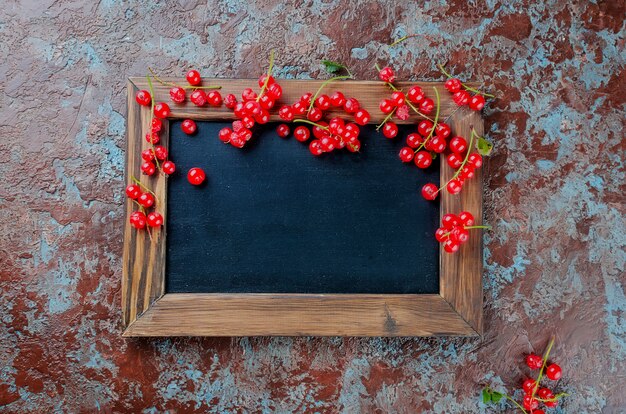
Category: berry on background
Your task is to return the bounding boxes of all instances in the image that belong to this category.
[186,69,201,85]
[135,90,151,106]
[181,119,197,135]
[187,167,206,186]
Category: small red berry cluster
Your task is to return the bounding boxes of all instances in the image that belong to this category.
[483,337,567,413]
[435,211,489,253]
[439,64,494,111]
[125,178,163,231]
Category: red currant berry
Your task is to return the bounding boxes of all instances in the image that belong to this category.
[147,211,164,227]
[419,98,435,114]
[146,132,160,144]
[442,213,461,229]
[187,167,206,185]
[130,211,147,229]
[418,120,434,137]
[406,133,423,148]
[162,160,176,175]
[141,161,156,176]
[186,69,201,86]
[239,128,252,142]
[169,87,186,103]
[233,102,246,118]
[407,85,424,103]
[258,93,275,110]
[429,136,447,153]
[309,140,323,156]
[190,90,207,106]
[451,226,469,243]
[241,88,257,101]
[319,136,336,152]
[395,104,409,121]
[276,124,290,138]
[258,74,275,87]
[292,100,306,115]
[444,238,460,253]
[444,78,462,93]
[435,227,448,242]
[242,115,255,129]
[354,109,370,126]
[526,354,543,370]
[468,153,483,169]
[330,91,346,107]
[315,94,331,110]
[459,165,475,180]
[300,92,313,105]
[152,118,163,133]
[413,151,432,168]
[343,98,360,114]
[255,109,270,125]
[391,91,405,106]
[469,94,485,111]
[344,122,360,136]
[458,211,475,226]
[125,184,141,199]
[294,126,310,142]
[378,66,396,83]
[312,121,329,139]
[382,122,398,139]
[243,100,261,116]
[379,99,395,114]
[207,90,222,106]
[278,105,294,121]
[546,363,562,380]
[230,133,245,148]
[137,192,155,208]
[534,410,546,414]
[522,379,538,395]
[154,102,171,119]
[447,179,463,194]
[268,83,282,100]
[453,90,470,106]
[224,93,237,109]
[142,148,155,162]
[435,122,451,139]
[421,183,438,200]
[449,136,468,154]
[398,147,414,163]
[447,153,463,169]
[181,119,197,135]
[307,107,323,122]
[522,395,539,411]
[537,388,552,400]
[154,145,168,160]
[218,127,232,142]
[328,117,344,134]
[135,90,151,106]
[346,138,361,152]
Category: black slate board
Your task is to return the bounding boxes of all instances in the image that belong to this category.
[165,120,440,294]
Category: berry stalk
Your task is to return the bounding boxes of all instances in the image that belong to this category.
[256,49,275,102]
[145,75,162,172]
[148,67,222,90]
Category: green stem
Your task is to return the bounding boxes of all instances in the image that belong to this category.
[148,67,221,90]
[531,337,556,401]
[413,87,440,152]
[505,395,528,414]
[464,225,491,231]
[437,63,495,98]
[131,176,157,198]
[257,49,275,102]
[308,75,353,113]
[390,34,417,46]
[376,107,397,131]
[439,128,476,191]
[293,119,329,130]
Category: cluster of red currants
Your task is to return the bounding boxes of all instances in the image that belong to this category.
[125,180,163,230]
[276,90,370,156]
[439,64,494,111]
[521,352,564,412]
[435,211,485,253]
[135,89,176,177]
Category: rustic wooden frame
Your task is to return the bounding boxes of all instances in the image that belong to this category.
[123,78,483,337]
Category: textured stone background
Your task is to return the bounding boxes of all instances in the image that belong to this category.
[1,0,624,412]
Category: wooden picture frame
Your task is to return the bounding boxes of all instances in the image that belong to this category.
[122,77,484,337]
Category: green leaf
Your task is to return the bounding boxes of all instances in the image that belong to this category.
[322,59,348,75]
[491,391,504,403]
[477,136,493,156]
[482,388,492,404]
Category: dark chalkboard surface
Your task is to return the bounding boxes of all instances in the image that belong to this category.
[165,120,440,294]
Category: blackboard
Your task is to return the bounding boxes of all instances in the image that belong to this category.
[165,120,440,294]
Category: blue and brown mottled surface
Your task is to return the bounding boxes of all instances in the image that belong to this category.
[0,1,624,412]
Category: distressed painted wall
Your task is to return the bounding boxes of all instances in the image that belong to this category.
[0,0,624,412]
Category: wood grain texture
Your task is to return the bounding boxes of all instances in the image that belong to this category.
[122,78,484,336]
[122,293,477,337]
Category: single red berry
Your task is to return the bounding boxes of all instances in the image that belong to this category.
[534,410,546,414]
[443,238,460,253]
[343,98,360,114]
[135,90,151,106]
[522,395,539,411]
[395,104,410,120]
[399,147,414,163]
[187,167,206,185]
[278,105,294,121]
[309,140,323,156]
[258,74,275,88]
[162,160,176,175]
[152,118,163,133]
[413,151,432,168]
[390,91,405,106]
[459,165,475,180]
[418,120,434,137]
[312,121,329,139]
[241,88,257,101]
[407,85,424,103]
[307,107,323,122]
[255,109,270,125]
[468,153,483,169]
[207,90,222,106]
[319,136,336,152]
[233,102,246,118]
[346,138,361,152]
[379,99,395,114]
[458,211,475,226]
[330,91,346,107]
[315,94,331,110]
[435,227,448,242]
[186,69,201,86]
[125,184,141,199]
[421,183,438,200]
[268,83,282,100]
[378,66,396,83]
[218,127,232,142]
[447,153,463,169]
[292,100,306,115]
[154,102,171,119]
[276,124,290,138]
[419,98,435,114]
[154,145,168,160]
[169,87,186,103]
[230,133,245,148]
[526,354,543,370]
[142,149,155,162]
[137,192,155,208]
[429,136,447,153]
[441,213,461,229]
[382,122,398,139]
[147,211,164,227]
[444,78,462,93]
[258,93,275,110]
[328,117,344,134]
[239,128,252,142]
[242,115,255,129]
[449,136,468,154]
[453,90,470,106]
[546,364,562,380]
[190,90,207,106]
[243,100,261,116]
[354,109,370,126]
[522,379,538,395]
[447,179,463,194]
[130,211,147,229]
[300,92,313,105]
[141,161,156,176]
[537,388,552,400]
[435,122,451,139]
[469,94,486,111]
[451,226,469,243]
[224,93,237,109]
[294,126,310,142]
[181,119,197,135]
[145,132,160,144]
[344,123,360,137]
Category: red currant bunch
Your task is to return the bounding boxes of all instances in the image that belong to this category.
[125,180,163,231]
[434,211,486,253]
[439,64,494,112]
